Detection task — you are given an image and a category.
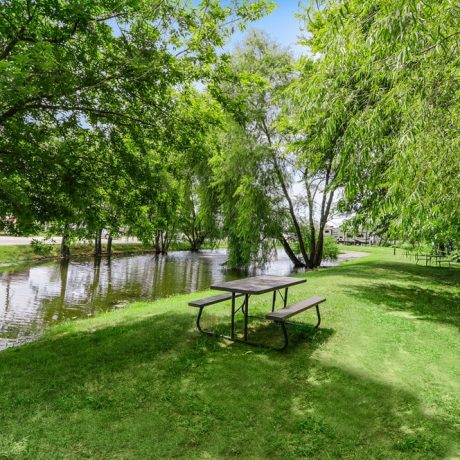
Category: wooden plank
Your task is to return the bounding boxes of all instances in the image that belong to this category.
[189,292,243,308]
[211,275,306,295]
[266,296,326,321]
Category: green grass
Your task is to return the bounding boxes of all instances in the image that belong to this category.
[0,247,459,459]
[0,241,222,270]
[0,243,159,271]
[0,245,36,265]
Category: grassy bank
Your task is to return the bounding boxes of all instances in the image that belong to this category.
[0,242,154,263]
[0,244,154,274]
[0,245,37,265]
[0,241,219,269]
[0,247,459,458]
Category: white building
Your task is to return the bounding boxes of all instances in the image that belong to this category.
[323,225,381,245]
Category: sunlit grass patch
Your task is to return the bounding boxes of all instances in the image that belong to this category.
[0,247,459,458]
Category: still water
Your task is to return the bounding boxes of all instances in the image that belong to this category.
[0,250,299,350]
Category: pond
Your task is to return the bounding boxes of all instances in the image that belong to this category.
[0,249,305,350]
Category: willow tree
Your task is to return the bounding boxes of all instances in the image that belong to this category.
[299,0,460,245]
[211,31,340,269]
[211,119,282,268]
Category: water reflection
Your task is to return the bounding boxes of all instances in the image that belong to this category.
[0,250,296,350]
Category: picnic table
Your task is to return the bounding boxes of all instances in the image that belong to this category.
[415,254,433,266]
[415,254,453,267]
[189,275,326,350]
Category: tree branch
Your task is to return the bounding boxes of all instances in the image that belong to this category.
[22,103,159,127]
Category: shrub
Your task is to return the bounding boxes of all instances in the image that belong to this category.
[30,239,54,256]
[322,236,339,260]
[290,228,339,262]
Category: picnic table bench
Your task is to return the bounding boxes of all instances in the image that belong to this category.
[415,254,457,267]
[266,295,325,324]
[189,275,326,350]
[189,292,243,308]
[415,254,432,266]
[435,257,452,267]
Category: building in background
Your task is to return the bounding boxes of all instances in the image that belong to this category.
[323,225,381,245]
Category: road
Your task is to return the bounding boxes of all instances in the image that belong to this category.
[0,236,140,246]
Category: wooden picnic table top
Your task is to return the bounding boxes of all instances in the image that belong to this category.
[211,275,306,295]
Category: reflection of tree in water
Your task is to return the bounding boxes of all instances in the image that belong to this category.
[150,253,214,299]
[59,259,70,320]
[152,254,166,298]
[3,271,11,313]
[89,257,101,316]
[0,271,13,335]
[41,259,71,324]
[0,251,294,349]
[107,257,113,300]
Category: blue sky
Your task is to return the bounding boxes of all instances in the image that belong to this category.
[227,1,310,56]
[111,2,310,56]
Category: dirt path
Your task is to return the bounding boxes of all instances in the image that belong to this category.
[338,250,370,261]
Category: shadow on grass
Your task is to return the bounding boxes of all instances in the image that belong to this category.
[344,281,460,329]
[325,260,460,286]
[290,362,460,458]
[0,312,458,458]
[199,311,332,351]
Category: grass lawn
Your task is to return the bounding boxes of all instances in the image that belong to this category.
[0,247,459,459]
[0,243,155,271]
[0,245,37,265]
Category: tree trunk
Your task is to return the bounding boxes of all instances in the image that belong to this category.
[95,229,102,257]
[107,235,113,256]
[262,122,310,267]
[153,231,167,254]
[273,159,310,266]
[305,178,317,269]
[61,225,70,259]
[279,235,306,268]
[189,234,206,252]
[186,232,199,252]
[306,165,335,268]
[153,232,160,253]
[161,231,169,254]
[313,232,324,268]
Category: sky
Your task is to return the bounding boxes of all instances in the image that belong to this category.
[227,1,310,57]
[111,1,310,56]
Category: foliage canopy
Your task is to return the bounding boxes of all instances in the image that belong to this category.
[1,0,458,264]
[299,0,460,244]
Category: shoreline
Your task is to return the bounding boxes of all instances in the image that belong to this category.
[0,244,368,272]
[0,247,371,351]
[0,243,223,271]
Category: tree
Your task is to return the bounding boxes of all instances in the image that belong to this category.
[282,54,348,267]
[211,119,281,267]
[0,0,274,236]
[127,89,223,254]
[180,175,220,252]
[211,31,339,269]
[298,0,460,245]
[174,93,223,252]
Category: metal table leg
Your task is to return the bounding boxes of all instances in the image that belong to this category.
[243,294,249,341]
[315,305,321,328]
[195,290,294,351]
[231,292,235,339]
